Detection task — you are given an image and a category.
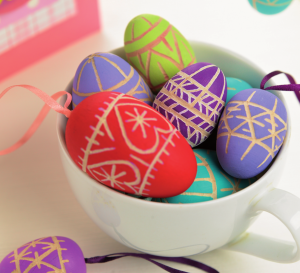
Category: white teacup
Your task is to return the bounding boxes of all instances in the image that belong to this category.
[57,41,300,263]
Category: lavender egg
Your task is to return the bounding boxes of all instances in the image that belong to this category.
[72,52,154,108]
[216,89,288,179]
[153,62,227,147]
[0,236,86,273]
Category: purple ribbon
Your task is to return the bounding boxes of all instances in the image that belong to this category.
[85,253,219,273]
[260,70,300,103]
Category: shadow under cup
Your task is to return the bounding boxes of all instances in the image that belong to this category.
[57,41,296,262]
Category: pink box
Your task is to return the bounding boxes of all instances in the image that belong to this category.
[0,0,101,81]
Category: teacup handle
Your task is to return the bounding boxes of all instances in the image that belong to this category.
[222,188,300,263]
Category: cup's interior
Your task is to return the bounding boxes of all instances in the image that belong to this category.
[57,41,290,204]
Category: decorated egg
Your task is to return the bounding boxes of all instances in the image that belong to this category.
[152,62,227,147]
[248,0,293,15]
[216,89,288,179]
[153,149,255,204]
[124,14,196,94]
[196,78,251,151]
[226,77,252,104]
[0,0,29,14]
[0,236,86,273]
[65,91,197,198]
[72,52,153,108]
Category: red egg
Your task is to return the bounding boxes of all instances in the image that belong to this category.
[65,92,197,198]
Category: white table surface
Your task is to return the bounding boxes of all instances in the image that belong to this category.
[1,0,300,272]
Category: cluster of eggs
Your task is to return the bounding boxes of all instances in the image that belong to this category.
[66,14,288,203]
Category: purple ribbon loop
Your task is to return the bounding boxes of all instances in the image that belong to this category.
[85,253,219,273]
[260,70,300,103]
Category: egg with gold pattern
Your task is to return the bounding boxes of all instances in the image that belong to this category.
[153,62,227,147]
[0,236,86,273]
[124,14,196,94]
[248,0,292,15]
[216,89,287,179]
[66,91,197,198]
[153,149,255,204]
[72,52,153,108]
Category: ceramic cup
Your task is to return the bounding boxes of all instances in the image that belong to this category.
[57,41,300,263]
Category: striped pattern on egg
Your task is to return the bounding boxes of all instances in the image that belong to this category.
[153,62,227,147]
[72,52,153,108]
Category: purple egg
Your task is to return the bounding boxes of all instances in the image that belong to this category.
[72,52,154,108]
[0,236,86,273]
[216,89,288,179]
[153,62,227,147]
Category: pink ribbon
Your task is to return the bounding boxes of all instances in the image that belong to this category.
[0,85,72,155]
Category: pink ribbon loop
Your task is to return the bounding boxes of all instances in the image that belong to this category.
[260,70,300,103]
[0,85,72,155]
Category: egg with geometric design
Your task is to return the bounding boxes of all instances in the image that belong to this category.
[124,14,196,94]
[153,149,256,204]
[195,78,251,151]
[248,0,293,15]
[0,236,86,273]
[216,89,288,179]
[153,62,227,147]
[66,91,197,198]
[72,52,153,108]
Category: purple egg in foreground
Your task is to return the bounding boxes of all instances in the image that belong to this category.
[72,52,153,108]
[216,88,288,179]
[0,236,86,273]
[153,62,227,147]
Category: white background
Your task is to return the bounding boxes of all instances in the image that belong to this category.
[1,0,300,272]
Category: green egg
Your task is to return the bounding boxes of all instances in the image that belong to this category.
[226,77,252,104]
[124,14,196,94]
[154,149,256,204]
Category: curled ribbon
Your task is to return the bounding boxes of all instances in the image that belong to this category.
[85,253,219,273]
[260,70,300,103]
[0,85,72,155]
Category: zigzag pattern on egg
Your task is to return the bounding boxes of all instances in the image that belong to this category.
[153,63,227,147]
